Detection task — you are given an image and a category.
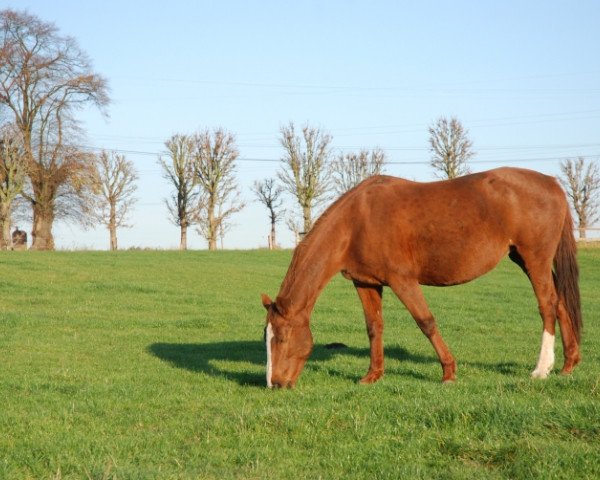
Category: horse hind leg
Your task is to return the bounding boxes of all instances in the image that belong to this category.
[388,280,456,383]
[511,250,559,379]
[556,296,581,374]
[354,282,385,384]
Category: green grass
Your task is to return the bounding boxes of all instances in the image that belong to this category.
[1,248,599,479]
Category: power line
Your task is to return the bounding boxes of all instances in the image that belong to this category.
[115,69,600,93]
[76,142,600,158]
[71,147,600,180]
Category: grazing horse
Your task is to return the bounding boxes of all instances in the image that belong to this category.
[261,167,582,388]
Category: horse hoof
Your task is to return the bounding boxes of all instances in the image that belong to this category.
[559,363,577,375]
[530,369,550,379]
[560,356,581,375]
[359,372,383,384]
[441,368,456,384]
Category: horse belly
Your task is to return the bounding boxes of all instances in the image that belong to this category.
[416,240,507,287]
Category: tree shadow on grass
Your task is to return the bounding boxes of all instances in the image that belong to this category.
[148,341,444,387]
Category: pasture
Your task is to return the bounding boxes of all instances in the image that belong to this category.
[0,248,599,479]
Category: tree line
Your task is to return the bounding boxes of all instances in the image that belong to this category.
[157,122,387,250]
[1,9,598,251]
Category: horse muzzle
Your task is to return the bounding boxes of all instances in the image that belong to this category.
[268,378,294,389]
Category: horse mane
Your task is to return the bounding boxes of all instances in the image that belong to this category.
[301,175,393,245]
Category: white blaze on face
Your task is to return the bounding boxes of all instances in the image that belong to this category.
[266,322,274,388]
[531,330,555,379]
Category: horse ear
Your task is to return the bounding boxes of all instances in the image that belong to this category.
[261,293,273,310]
[275,296,291,316]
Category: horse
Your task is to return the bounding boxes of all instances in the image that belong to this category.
[261,167,582,388]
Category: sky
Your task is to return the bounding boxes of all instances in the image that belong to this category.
[6,0,600,249]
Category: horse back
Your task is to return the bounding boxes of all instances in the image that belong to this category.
[336,168,567,286]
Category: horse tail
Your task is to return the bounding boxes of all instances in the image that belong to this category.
[553,209,582,343]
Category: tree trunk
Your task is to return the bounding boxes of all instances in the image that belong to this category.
[208,236,217,251]
[31,203,55,251]
[180,223,188,250]
[577,215,587,240]
[109,203,118,251]
[207,201,217,251]
[109,225,118,251]
[0,204,11,250]
[2,222,11,250]
[270,220,276,250]
[302,205,312,234]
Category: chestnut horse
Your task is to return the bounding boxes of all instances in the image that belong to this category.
[261,167,582,388]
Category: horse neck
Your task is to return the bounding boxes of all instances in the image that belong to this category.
[277,234,343,320]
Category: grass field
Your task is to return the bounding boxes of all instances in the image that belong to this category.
[0,247,599,479]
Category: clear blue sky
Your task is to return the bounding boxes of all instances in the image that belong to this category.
[8,0,600,249]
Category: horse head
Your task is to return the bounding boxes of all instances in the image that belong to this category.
[261,293,313,388]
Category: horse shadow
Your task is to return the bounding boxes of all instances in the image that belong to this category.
[148,340,452,386]
[149,340,266,387]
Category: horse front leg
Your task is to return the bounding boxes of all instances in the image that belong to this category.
[389,280,457,383]
[354,282,384,384]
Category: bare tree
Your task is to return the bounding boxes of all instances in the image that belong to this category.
[331,148,386,195]
[0,9,109,250]
[278,122,332,233]
[253,177,284,249]
[93,150,137,251]
[193,128,245,250]
[0,124,26,248]
[559,157,600,239]
[429,116,474,179]
[159,134,199,250]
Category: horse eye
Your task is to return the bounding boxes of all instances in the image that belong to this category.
[263,326,267,343]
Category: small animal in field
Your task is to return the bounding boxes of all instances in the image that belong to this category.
[261,167,581,388]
